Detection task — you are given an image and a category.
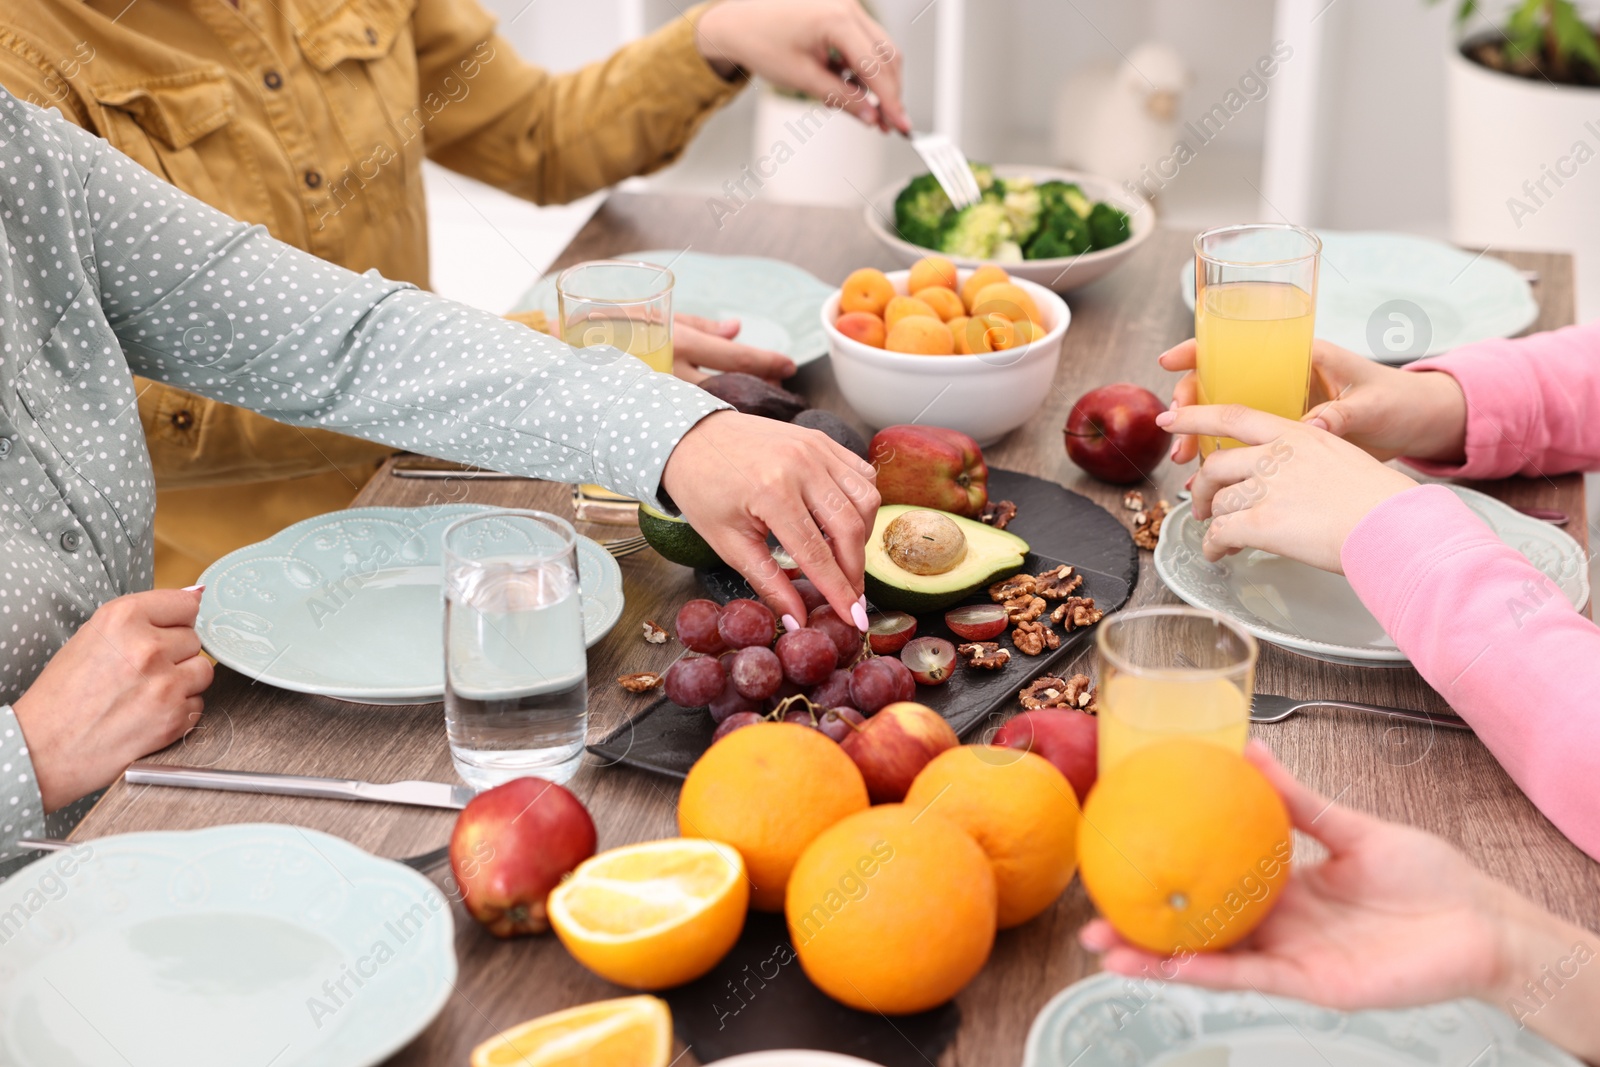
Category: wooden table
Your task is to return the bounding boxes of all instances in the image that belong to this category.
[75,193,1599,1064]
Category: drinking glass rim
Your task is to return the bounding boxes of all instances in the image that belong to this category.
[1096,605,1259,680]
[1194,223,1321,269]
[555,259,675,306]
[442,508,577,569]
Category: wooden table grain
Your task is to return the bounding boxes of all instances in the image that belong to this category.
[74,193,1599,1065]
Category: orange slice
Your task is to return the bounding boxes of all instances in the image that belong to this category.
[470,995,670,1067]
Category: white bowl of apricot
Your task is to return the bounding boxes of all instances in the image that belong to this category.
[820,258,1070,446]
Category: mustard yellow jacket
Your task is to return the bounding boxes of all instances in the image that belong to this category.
[0,0,742,585]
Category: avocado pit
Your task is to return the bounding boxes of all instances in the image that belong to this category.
[883,510,967,576]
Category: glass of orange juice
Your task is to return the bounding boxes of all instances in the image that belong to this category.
[556,260,674,522]
[1193,224,1320,457]
[1096,606,1258,775]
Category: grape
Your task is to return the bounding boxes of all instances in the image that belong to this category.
[782,707,818,728]
[675,599,726,654]
[849,657,902,714]
[709,674,759,723]
[867,612,917,654]
[901,636,957,686]
[944,603,1009,642]
[808,606,862,667]
[791,578,827,614]
[807,668,854,711]
[890,656,918,701]
[730,645,784,701]
[718,599,777,649]
[665,656,729,708]
[764,679,803,712]
[776,628,839,687]
[816,706,865,742]
[712,711,763,743]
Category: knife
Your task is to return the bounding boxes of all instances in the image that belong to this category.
[124,765,476,809]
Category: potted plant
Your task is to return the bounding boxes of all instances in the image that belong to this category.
[1439,0,1600,315]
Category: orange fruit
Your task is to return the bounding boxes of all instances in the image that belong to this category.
[787,804,995,1014]
[905,745,1080,928]
[883,294,941,330]
[969,281,1042,326]
[471,996,671,1067]
[678,722,869,911]
[908,254,959,293]
[885,317,955,355]
[548,838,748,989]
[1079,740,1292,955]
[840,268,895,316]
[835,310,887,348]
[947,315,974,354]
[960,265,1010,311]
[913,285,966,322]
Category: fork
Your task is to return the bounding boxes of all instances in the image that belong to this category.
[909,130,981,210]
[603,535,649,559]
[19,836,452,873]
[1249,693,1471,731]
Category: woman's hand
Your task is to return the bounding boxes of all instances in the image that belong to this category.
[672,314,797,384]
[661,409,879,629]
[1160,339,1469,465]
[1155,405,1417,573]
[12,589,214,812]
[695,0,908,132]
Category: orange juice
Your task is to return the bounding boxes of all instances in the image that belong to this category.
[1194,281,1314,456]
[1098,673,1249,774]
[562,319,673,373]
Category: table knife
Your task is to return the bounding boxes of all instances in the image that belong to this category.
[1249,693,1471,730]
[124,766,476,809]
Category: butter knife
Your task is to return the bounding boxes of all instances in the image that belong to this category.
[124,766,476,809]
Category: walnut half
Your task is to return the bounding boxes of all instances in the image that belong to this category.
[1035,564,1084,600]
[617,672,663,693]
[989,573,1037,602]
[1133,499,1170,550]
[1050,596,1105,631]
[980,499,1018,530]
[1020,673,1098,712]
[1012,619,1060,656]
[957,641,1011,669]
[642,620,668,644]
[1002,593,1047,623]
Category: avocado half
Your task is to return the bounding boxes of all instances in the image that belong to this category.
[865,504,1029,613]
[637,503,725,569]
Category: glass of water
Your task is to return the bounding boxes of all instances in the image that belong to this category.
[443,510,587,789]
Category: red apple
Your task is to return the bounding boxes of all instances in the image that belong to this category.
[869,425,988,517]
[992,709,1098,803]
[449,777,597,937]
[839,701,960,803]
[1063,384,1170,485]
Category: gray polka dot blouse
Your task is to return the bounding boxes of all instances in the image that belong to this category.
[0,89,727,859]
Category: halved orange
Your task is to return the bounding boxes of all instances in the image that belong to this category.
[548,838,748,990]
[470,995,670,1067]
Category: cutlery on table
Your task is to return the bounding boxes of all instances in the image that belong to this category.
[1512,504,1569,526]
[1250,693,1471,730]
[390,466,534,481]
[602,534,649,558]
[908,130,981,210]
[124,765,477,809]
[20,836,451,873]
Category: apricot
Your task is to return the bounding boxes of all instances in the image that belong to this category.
[884,295,941,331]
[970,282,1042,326]
[948,315,974,354]
[956,313,1018,354]
[886,317,955,356]
[908,255,959,294]
[835,310,887,348]
[841,268,895,316]
[1011,319,1040,345]
[913,286,965,323]
[960,265,1011,312]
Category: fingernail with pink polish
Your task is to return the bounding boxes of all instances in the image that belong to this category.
[1155,411,1176,428]
[182,584,205,593]
[1170,444,1182,462]
[1306,416,1330,431]
[781,613,800,633]
[851,602,870,632]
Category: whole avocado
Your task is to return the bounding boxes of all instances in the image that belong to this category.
[792,409,869,461]
[698,373,807,421]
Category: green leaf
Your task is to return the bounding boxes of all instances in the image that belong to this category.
[1552,0,1600,68]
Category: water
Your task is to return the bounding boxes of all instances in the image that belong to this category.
[444,561,588,789]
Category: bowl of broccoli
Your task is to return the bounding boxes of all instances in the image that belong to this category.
[865,164,1153,292]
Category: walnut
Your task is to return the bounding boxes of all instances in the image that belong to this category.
[989,573,1037,602]
[1034,564,1084,599]
[1122,490,1145,512]
[1050,596,1105,630]
[1021,674,1098,711]
[980,499,1018,530]
[957,641,1011,669]
[1012,620,1060,656]
[642,620,668,644]
[1133,499,1170,550]
[617,672,663,693]
[1002,593,1047,623]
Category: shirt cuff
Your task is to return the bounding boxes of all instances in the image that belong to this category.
[0,704,47,866]
[591,370,730,514]
[1399,345,1539,479]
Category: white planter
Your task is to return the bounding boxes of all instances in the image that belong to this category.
[1446,44,1600,319]
[748,91,886,207]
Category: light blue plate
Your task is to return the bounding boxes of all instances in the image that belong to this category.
[197,505,624,704]
[516,250,836,365]
[0,824,456,1067]
[1179,231,1538,364]
[1025,973,1580,1067]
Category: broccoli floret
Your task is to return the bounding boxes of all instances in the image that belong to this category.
[999,177,1043,244]
[894,173,953,250]
[938,201,1015,259]
[971,163,997,194]
[1037,181,1093,222]
[1025,212,1093,259]
[1087,202,1132,250]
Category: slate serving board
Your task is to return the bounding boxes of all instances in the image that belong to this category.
[588,470,1138,777]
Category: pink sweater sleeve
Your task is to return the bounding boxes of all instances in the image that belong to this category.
[1341,485,1600,860]
[1404,319,1600,479]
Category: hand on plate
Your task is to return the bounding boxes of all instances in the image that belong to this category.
[694,0,908,133]
[1154,405,1417,573]
[13,589,213,812]
[672,314,797,384]
[1160,338,1469,465]
[661,410,878,629]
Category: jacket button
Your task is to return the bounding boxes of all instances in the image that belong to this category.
[0,438,11,457]
[305,170,323,189]
[263,70,283,90]
[171,410,195,430]
[365,26,378,44]
[59,530,81,553]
